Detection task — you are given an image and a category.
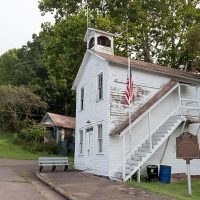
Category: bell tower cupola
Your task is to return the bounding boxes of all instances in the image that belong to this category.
[84,28,114,55]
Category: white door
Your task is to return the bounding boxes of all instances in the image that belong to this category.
[85,127,94,172]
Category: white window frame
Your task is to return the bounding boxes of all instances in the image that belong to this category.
[79,130,83,154]
[97,73,103,101]
[80,87,84,110]
[97,124,103,153]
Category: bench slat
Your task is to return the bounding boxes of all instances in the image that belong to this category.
[38,157,69,167]
[39,163,69,166]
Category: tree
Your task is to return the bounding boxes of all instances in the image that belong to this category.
[0,85,47,131]
[182,25,200,70]
[38,0,200,69]
[38,14,87,115]
[0,49,20,85]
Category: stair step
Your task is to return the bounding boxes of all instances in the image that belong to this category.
[156,130,167,133]
[131,160,139,166]
[113,172,122,179]
[135,151,146,157]
[158,128,172,132]
[132,155,142,161]
[138,146,151,153]
[152,135,162,141]
[142,143,150,148]
[145,140,158,145]
[159,125,172,129]
[155,132,166,136]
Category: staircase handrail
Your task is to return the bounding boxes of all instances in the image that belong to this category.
[124,105,181,158]
[121,83,180,136]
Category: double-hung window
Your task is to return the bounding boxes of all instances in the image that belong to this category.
[97,73,103,100]
[97,124,103,153]
[80,87,84,110]
[79,130,83,154]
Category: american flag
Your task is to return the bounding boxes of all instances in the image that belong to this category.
[125,57,134,105]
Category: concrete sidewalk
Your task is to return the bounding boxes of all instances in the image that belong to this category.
[36,170,171,200]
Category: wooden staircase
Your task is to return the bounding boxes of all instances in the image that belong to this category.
[111,81,200,182]
[123,115,182,181]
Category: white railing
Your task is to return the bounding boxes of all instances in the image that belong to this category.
[122,83,200,180]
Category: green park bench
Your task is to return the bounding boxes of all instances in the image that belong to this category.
[38,157,69,172]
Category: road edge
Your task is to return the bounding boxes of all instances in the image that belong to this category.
[35,172,78,200]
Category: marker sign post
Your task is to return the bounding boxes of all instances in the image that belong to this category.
[176,132,200,196]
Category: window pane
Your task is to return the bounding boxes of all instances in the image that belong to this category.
[98,124,103,152]
[98,74,103,87]
[99,139,102,152]
[99,87,102,100]
[81,88,84,98]
[79,130,83,154]
[98,124,102,138]
[98,74,103,100]
[81,87,84,110]
[80,131,83,142]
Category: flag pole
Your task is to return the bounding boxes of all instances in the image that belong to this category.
[128,55,132,181]
[128,56,131,134]
[86,0,89,28]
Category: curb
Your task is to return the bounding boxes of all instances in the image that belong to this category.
[35,172,78,200]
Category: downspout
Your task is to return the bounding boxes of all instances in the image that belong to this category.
[160,136,170,165]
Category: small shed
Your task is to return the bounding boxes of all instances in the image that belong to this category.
[41,112,75,153]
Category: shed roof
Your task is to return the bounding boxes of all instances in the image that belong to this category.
[95,51,200,84]
[42,112,75,129]
[110,79,178,135]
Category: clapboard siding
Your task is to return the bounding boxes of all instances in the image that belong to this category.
[109,63,170,130]
[74,53,110,176]
[109,64,171,176]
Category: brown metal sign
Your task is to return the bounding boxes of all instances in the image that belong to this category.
[176,132,200,160]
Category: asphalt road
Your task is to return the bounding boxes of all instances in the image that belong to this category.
[0,159,65,200]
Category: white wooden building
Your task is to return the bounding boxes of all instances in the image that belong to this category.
[72,28,200,182]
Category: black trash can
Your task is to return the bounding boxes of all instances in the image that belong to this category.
[146,165,158,181]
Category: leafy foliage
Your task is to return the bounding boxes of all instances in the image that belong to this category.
[1,1,200,133]
[39,0,200,68]
[13,125,59,154]
[0,85,47,131]
[183,25,200,70]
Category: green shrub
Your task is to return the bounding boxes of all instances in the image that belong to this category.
[12,125,59,154]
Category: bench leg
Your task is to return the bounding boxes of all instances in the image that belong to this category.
[64,165,68,172]
[52,165,56,172]
[39,166,43,173]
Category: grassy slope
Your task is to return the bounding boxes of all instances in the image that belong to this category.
[0,132,74,165]
[0,132,48,160]
[128,180,200,200]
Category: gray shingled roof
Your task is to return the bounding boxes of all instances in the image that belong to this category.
[42,112,75,129]
[95,51,200,84]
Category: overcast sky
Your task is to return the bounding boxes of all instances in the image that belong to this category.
[0,0,54,55]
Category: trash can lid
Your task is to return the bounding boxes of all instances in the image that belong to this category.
[147,165,158,168]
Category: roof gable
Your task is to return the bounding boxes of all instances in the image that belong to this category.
[41,112,75,129]
[72,50,106,90]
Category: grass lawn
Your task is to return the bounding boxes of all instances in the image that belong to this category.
[128,179,200,200]
[0,132,74,166]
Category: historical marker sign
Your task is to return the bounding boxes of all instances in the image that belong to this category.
[176,132,199,160]
[176,131,200,196]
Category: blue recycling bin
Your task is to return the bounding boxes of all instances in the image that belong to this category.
[159,165,171,184]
